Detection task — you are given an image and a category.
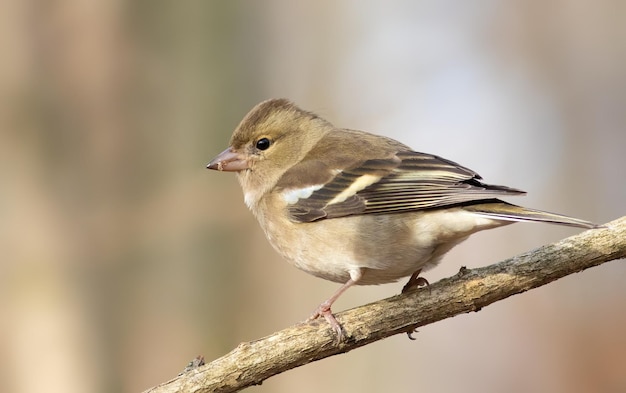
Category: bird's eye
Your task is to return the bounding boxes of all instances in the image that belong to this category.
[255,138,271,151]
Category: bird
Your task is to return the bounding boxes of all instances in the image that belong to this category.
[207,98,598,340]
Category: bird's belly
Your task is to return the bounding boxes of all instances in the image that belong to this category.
[262,208,505,285]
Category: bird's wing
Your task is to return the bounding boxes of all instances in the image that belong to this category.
[283,150,526,223]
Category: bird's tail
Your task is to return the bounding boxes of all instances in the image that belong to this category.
[462,201,600,229]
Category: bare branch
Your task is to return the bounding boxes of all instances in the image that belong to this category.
[145,216,626,393]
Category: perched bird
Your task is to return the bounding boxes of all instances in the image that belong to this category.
[207,98,598,339]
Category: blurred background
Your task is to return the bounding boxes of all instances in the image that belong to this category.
[1,1,625,392]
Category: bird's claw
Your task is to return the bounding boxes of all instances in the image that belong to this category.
[402,276,430,294]
[308,303,344,343]
[406,327,419,340]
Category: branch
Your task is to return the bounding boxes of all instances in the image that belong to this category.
[145,216,626,393]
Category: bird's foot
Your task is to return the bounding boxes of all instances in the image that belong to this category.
[401,274,429,294]
[406,327,419,340]
[402,270,429,340]
[308,301,344,342]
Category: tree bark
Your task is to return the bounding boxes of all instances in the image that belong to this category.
[144,216,626,393]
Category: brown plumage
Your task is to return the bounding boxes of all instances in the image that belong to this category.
[207,98,598,340]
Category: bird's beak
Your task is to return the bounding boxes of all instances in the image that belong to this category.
[206,147,249,172]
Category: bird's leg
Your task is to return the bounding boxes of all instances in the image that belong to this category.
[401,269,430,339]
[308,270,362,341]
[401,269,429,293]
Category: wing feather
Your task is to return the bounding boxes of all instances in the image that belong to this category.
[283,149,525,223]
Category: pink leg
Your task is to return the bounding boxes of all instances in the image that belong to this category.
[308,270,362,341]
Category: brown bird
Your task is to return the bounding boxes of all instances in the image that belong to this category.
[207,98,598,340]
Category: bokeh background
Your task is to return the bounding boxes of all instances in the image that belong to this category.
[1,1,625,392]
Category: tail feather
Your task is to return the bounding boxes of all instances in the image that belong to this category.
[463,201,600,229]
